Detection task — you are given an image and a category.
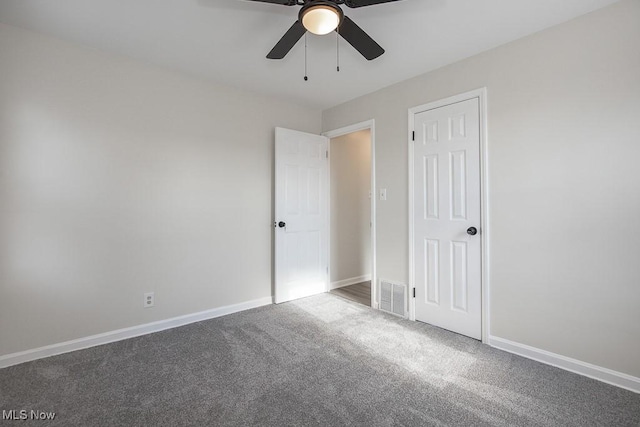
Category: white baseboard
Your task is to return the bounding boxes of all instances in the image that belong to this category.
[488,335,639,394]
[0,296,273,369]
[330,274,372,290]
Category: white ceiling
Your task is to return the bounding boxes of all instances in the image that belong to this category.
[0,0,620,109]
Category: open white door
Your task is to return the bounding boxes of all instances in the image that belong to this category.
[412,98,482,339]
[275,127,329,304]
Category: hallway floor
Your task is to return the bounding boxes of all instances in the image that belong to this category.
[330,281,371,307]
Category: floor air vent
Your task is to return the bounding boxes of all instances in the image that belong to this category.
[379,280,407,318]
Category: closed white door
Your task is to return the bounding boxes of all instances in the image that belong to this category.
[275,127,329,304]
[413,98,482,339]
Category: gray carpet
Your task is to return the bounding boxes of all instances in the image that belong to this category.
[1,294,638,426]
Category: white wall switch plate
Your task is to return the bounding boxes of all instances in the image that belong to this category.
[379,188,387,201]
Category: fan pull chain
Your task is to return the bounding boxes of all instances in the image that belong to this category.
[336,30,340,72]
[304,33,308,81]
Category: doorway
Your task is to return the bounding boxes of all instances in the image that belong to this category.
[324,121,376,308]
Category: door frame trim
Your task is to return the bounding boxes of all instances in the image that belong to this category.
[323,120,377,309]
[408,88,490,343]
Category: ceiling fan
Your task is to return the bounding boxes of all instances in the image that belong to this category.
[243,0,402,60]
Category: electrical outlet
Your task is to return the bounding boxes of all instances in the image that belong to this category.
[144,292,154,308]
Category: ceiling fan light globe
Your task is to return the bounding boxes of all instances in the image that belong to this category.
[302,6,340,35]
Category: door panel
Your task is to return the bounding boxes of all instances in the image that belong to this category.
[414,98,482,339]
[423,155,439,219]
[424,238,439,304]
[275,128,328,304]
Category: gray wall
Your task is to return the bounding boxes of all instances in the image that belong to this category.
[330,130,371,285]
[0,23,321,356]
[322,0,640,377]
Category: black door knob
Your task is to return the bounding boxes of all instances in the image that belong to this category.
[467,227,478,236]
[278,221,286,228]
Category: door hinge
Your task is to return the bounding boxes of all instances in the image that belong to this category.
[326,150,329,159]
[413,288,416,298]
[412,131,415,141]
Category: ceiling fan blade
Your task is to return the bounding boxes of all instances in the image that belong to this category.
[242,0,297,5]
[338,16,384,60]
[267,20,306,59]
[344,0,402,8]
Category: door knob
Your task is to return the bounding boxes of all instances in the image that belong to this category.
[278,221,286,228]
[467,227,478,236]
